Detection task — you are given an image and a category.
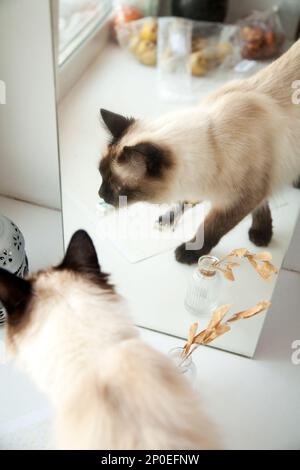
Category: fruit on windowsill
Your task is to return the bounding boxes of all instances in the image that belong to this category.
[190,41,231,76]
[135,40,156,66]
[127,19,158,66]
[240,25,282,60]
[111,5,143,39]
[139,20,157,42]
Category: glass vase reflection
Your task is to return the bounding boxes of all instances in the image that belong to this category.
[185,255,222,318]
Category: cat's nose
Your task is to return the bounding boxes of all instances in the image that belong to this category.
[98,184,114,204]
[98,185,105,199]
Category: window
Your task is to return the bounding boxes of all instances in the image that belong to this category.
[59,0,112,66]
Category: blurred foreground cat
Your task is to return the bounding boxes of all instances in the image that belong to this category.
[99,39,300,264]
[0,230,218,450]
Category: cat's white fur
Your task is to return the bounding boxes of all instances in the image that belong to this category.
[7,269,218,450]
[114,40,300,208]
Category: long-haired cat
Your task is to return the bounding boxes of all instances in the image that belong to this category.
[0,230,218,450]
[99,39,300,264]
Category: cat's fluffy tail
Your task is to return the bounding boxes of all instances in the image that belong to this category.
[248,38,300,106]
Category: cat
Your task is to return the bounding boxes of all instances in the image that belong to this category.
[98,39,300,264]
[0,230,218,450]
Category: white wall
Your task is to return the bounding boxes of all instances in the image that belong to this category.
[0,0,61,210]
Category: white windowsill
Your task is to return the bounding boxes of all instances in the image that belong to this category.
[57,15,111,101]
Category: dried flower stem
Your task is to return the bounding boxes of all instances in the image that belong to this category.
[208,248,278,282]
[182,300,271,360]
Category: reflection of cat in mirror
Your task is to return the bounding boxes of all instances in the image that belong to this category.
[99,40,300,264]
[0,230,218,450]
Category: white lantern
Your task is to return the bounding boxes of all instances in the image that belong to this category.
[0,215,28,325]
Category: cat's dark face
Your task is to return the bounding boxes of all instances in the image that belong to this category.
[98,109,174,207]
[0,230,122,399]
[0,230,114,343]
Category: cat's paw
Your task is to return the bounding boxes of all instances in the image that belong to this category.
[293,176,300,189]
[248,227,273,247]
[175,243,211,265]
[156,210,176,230]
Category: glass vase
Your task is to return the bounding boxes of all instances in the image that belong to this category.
[168,346,197,384]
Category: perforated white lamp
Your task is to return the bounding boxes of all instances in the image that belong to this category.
[0,215,28,325]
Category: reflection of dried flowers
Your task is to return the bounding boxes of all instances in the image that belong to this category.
[208,248,278,282]
[182,300,271,359]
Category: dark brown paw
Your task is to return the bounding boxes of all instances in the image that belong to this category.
[175,243,211,265]
[248,227,273,247]
[293,176,300,189]
[156,210,176,230]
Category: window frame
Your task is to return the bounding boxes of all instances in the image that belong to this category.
[51,0,112,100]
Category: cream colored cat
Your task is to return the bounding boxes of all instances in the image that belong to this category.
[0,230,218,450]
[99,39,300,264]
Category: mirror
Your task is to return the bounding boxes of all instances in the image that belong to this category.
[56,0,300,358]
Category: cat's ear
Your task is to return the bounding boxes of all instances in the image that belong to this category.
[100,109,135,140]
[58,230,103,277]
[0,268,32,315]
[119,143,170,178]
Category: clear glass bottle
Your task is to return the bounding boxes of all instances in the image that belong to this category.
[184,255,222,318]
[168,347,197,383]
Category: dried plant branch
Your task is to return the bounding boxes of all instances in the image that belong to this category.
[206,304,231,331]
[207,248,278,282]
[183,322,198,356]
[227,300,271,323]
[182,300,271,360]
